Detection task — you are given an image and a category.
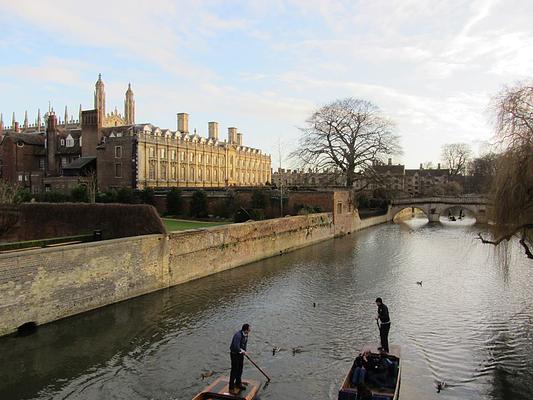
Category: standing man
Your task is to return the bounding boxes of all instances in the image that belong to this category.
[375,297,391,353]
[229,324,251,394]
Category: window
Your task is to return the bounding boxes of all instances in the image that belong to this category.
[171,150,176,161]
[189,153,193,162]
[115,146,122,158]
[66,135,75,147]
[60,139,65,146]
[79,136,82,147]
[149,147,155,158]
[115,163,122,178]
[206,155,210,164]
[18,174,23,182]
[199,154,203,163]
[61,157,68,167]
[181,166,185,180]
[171,166,176,180]
[161,164,167,180]
[198,168,202,181]
[160,148,166,159]
[337,202,343,214]
[180,152,184,161]
[39,158,45,171]
[149,162,156,180]
[190,167,195,180]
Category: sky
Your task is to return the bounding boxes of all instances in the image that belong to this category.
[1,0,532,169]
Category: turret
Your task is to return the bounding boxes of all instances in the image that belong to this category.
[64,105,68,126]
[36,109,42,129]
[0,113,4,134]
[23,111,29,129]
[94,73,106,126]
[124,83,135,124]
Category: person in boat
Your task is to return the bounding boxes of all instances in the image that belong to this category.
[229,323,251,394]
[351,350,370,385]
[375,297,391,353]
[366,353,393,388]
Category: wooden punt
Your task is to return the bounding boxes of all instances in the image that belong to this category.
[338,344,401,400]
[192,376,261,400]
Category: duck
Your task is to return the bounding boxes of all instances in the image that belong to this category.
[416,281,423,286]
[292,347,303,355]
[436,381,446,393]
[200,371,214,380]
[272,346,281,356]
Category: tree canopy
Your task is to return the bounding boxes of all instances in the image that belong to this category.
[480,82,533,259]
[290,98,401,187]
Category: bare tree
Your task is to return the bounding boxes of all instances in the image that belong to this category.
[478,82,533,259]
[441,143,472,176]
[290,98,401,187]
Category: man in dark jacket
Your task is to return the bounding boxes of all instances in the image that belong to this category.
[229,324,251,394]
[375,297,391,353]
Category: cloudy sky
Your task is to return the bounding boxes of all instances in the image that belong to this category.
[1,0,532,168]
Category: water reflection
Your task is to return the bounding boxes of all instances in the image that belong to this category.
[0,220,532,400]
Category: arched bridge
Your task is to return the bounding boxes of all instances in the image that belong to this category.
[391,196,490,223]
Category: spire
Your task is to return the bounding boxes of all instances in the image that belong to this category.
[64,105,68,125]
[124,82,135,124]
[12,112,15,127]
[94,73,105,125]
[0,113,4,132]
[79,104,82,122]
[37,109,42,128]
[23,111,29,129]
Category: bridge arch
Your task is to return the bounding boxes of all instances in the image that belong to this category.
[439,205,479,222]
[392,206,428,222]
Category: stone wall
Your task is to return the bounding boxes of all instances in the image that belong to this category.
[0,207,391,337]
[0,234,167,337]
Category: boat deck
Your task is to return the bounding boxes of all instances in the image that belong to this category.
[192,376,261,400]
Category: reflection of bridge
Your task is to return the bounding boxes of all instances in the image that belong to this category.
[391,196,490,223]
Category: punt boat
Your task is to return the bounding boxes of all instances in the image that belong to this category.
[192,376,261,400]
[338,344,401,400]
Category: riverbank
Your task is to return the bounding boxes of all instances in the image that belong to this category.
[0,204,391,337]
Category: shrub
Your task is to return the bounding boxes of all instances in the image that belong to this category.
[166,188,183,216]
[71,185,89,203]
[190,190,208,218]
[116,187,136,203]
[138,188,155,205]
[39,191,70,203]
[251,189,267,209]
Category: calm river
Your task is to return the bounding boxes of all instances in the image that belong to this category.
[1,217,532,400]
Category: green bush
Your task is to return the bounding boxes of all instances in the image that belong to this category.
[166,188,183,215]
[39,191,70,203]
[138,188,155,205]
[116,187,136,203]
[71,185,89,202]
[190,190,208,218]
[251,189,267,209]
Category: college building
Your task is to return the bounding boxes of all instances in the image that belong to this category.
[0,75,272,194]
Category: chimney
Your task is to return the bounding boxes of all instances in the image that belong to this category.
[228,127,237,144]
[46,113,58,175]
[419,163,423,169]
[437,163,441,169]
[81,109,101,157]
[177,113,189,133]
[388,158,392,165]
[208,121,219,140]
[237,132,243,146]
[14,121,20,133]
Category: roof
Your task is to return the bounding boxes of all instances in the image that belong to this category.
[373,164,405,175]
[2,132,45,146]
[63,156,96,170]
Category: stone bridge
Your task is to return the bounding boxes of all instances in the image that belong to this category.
[391,196,490,223]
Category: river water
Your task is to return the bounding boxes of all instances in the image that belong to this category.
[1,217,532,400]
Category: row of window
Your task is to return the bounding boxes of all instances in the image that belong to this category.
[146,163,268,183]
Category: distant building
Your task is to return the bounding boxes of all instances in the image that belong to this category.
[0,75,271,194]
[272,168,346,187]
